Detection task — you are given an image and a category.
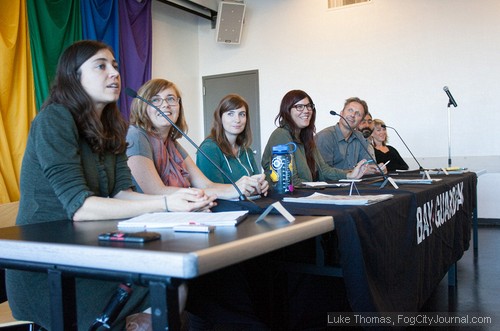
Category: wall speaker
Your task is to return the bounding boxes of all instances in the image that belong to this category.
[215,1,246,44]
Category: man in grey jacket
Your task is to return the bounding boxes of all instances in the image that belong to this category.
[316,97,381,174]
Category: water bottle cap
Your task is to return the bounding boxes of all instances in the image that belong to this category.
[272,144,290,154]
[272,142,297,154]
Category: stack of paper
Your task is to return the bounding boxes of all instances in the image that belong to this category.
[300,181,350,188]
[393,178,442,185]
[118,210,248,229]
[422,169,467,175]
[283,192,393,205]
[396,168,468,175]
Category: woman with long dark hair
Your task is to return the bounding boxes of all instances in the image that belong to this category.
[6,40,214,330]
[262,89,366,187]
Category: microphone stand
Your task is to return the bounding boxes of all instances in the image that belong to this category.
[382,125,424,171]
[330,111,398,189]
[443,86,458,168]
[447,103,452,168]
[125,87,251,202]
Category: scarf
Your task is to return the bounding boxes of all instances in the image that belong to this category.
[147,133,191,188]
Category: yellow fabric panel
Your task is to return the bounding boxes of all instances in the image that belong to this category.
[0,1,37,203]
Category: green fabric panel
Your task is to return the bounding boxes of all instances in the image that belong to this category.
[27,0,82,111]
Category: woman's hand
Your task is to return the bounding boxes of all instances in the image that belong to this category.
[235,174,269,197]
[251,174,269,196]
[364,163,387,175]
[347,159,369,179]
[166,188,217,212]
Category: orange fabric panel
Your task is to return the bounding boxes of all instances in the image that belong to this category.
[0,1,37,203]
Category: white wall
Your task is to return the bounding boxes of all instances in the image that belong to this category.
[151,1,202,145]
[152,0,500,217]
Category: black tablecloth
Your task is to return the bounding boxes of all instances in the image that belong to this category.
[215,172,477,313]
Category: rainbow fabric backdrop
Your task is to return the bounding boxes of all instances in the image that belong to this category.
[1,0,154,202]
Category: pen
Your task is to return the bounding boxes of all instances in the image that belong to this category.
[382,160,391,168]
[364,159,374,165]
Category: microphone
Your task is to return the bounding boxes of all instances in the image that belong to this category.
[329,110,396,189]
[443,86,458,107]
[382,124,424,170]
[89,283,132,330]
[125,87,252,203]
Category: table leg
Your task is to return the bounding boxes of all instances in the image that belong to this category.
[48,269,77,330]
[447,263,457,287]
[473,206,478,258]
[149,278,182,331]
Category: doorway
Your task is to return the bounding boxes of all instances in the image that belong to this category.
[202,70,261,167]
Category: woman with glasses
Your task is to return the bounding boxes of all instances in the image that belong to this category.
[261,89,367,188]
[196,94,262,184]
[126,79,268,201]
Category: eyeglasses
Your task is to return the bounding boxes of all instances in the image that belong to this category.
[150,96,181,107]
[292,103,315,112]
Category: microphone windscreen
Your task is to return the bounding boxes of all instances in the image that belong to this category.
[330,110,338,116]
[125,87,137,98]
[381,125,386,128]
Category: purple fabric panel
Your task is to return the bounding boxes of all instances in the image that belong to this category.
[118,0,152,121]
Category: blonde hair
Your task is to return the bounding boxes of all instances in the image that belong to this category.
[373,119,388,145]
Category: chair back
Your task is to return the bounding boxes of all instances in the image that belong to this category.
[0,202,19,228]
[0,201,19,303]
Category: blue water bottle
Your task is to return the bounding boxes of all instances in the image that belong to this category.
[270,142,297,194]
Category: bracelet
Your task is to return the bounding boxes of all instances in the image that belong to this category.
[163,196,169,212]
